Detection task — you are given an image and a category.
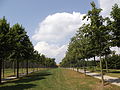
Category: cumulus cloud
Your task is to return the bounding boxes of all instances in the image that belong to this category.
[32,12,87,63]
[34,41,67,63]
[99,0,120,17]
[32,12,87,43]
[33,1,120,63]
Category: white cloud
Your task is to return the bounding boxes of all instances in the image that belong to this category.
[32,12,87,63]
[99,0,120,17]
[110,47,120,54]
[34,41,67,63]
[33,1,120,64]
[32,12,87,43]
[33,1,120,63]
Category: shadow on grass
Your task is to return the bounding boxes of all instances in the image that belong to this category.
[0,84,36,90]
[12,71,52,83]
[107,78,120,83]
[109,71,120,73]
[0,70,52,90]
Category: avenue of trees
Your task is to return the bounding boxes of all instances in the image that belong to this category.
[60,2,120,85]
[0,17,57,83]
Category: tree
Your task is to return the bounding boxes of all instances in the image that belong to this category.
[10,24,28,78]
[110,4,120,48]
[0,16,58,84]
[22,36,34,75]
[0,17,10,83]
[82,2,111,85]
[103,54,120,69]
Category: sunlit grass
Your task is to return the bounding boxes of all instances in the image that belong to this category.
[0,68,119,90]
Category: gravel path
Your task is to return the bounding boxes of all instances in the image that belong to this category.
[69,68,120,86]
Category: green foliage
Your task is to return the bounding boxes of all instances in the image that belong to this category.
[0,17,10,59]
[103,55,120,69]
[0,17,57,83]
[110,4,120,47]
[60,2,111,69]
[0,17,10,83]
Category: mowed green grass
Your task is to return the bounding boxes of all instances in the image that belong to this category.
[0,68,120,90]
[2,68,45,78]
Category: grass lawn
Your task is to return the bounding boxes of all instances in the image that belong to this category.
[0,68,120,90]
[2,68,45,78]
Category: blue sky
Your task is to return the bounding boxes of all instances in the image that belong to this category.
[1,0,119,63]
[0,0,98,44]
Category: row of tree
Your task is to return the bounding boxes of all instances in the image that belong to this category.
[60,2,120,85]
[0,17,57,83]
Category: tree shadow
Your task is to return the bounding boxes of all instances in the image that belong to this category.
[10,70,51,83]
[106,78,120,83]
[91,74,101,77]
[109,71,120,73]
[0,84,36,90]
[0,70,52,90]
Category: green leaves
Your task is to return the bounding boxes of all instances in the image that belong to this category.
[110,4,120,47]
[0,17,10,58]
[61,1,114,68]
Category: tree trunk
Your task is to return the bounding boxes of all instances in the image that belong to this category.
[37,64,39,71]
[86,58,88,71]
[83,59,86,75]
[26,59,28,75]
[22,63,24,74]
[93,56,96,71]
[2,60,4,78]
[32,64,34,72]
[115,64,117,69]
[13,61,16,76]
[100,55,104,86]
[77,60,80,72]
[105,60,108,73]
[105,55,108,73]
[0,59,2,84]
[16,60,19,78]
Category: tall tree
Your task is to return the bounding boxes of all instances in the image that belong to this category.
[83,2,111,85]
[20,34,34,75]
[0,17,10,83]
[110,4,120,48]
[10,24,27,78]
